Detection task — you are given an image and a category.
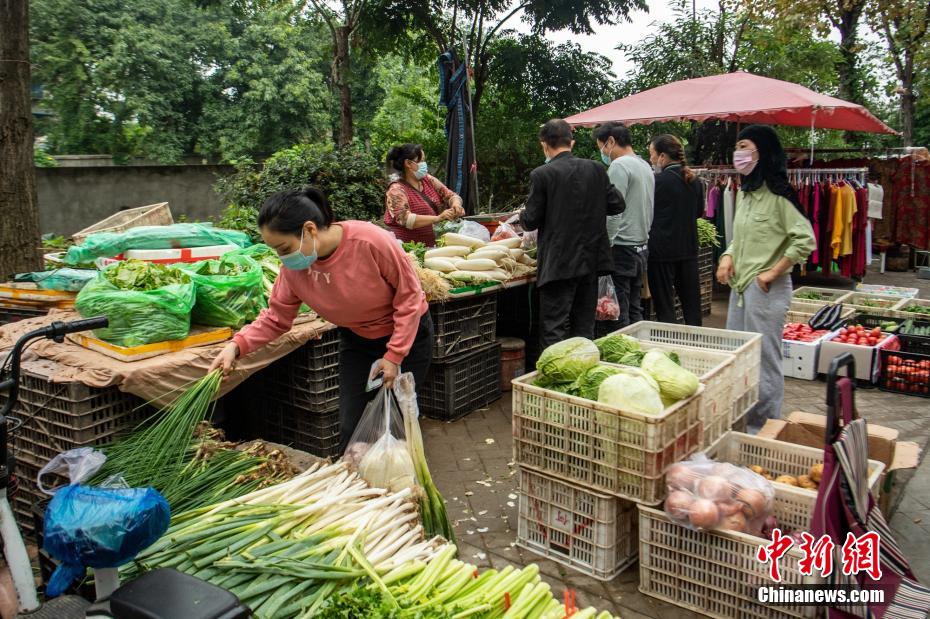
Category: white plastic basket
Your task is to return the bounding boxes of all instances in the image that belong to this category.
[781,330,833,381]
[705,431,885,504]
[639,342,736,448]
[617,322,762,425]
[639,485,821,619]
[841,292,905,317]
[791,287,852,304]
[512,370,703,504]
[516,468,637,580]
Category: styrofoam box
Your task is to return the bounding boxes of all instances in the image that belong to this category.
[781,331,832,380]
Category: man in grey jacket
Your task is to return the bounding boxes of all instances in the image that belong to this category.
[594,122,655,327]
[521,119,625,347]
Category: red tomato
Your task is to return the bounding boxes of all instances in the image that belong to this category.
[839,328,848,336]
[868,337,878,346]
[871,327,882,337]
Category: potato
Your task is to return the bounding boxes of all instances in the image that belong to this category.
[797,474,817,490]
[809,462,824,483]
[749,465,768,477]
[774,475,799,487]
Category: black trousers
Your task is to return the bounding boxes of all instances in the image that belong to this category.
[611,244,647,328]
[647,258,702,326]
[538,273,598,349]
[337,311,434,451]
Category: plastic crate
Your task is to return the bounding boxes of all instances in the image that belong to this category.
[259,326,340,413]
[516,468,637,580]
[512,369,703,504]
[705,431,885,500]
[639,342,736,449]
[791,286,852,304]
[891,298,930,321]
[617,322,761,427]
[878,348,930,398]
[784,301,854,327]
[781,330,833,381]
[841,292,904,317]
[72,202,173,244]
[842,313,902,333]
[419,343,502,421]
[430,294,498,360]
[11,455,55,536]
[638,487,820,619]
[897,319,930,355]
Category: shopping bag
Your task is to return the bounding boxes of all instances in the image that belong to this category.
[342,386,417,493]
[595,275,620,321]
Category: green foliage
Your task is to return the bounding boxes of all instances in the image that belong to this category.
[34,149,58,168]
[215,144,386,238]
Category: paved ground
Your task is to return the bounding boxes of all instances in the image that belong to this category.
[423,266,930,618]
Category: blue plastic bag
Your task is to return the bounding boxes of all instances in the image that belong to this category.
[43,485,170,597]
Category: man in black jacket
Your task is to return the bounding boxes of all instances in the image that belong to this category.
[521,119,625,347]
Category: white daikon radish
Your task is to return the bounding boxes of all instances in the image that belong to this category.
[425,246,470,259]
[467,248,509,262]
[460,258,498,271]
[424,258,457,273]
[489,269,509,281]
[518,254,537,266]
[489,237,521,249]
[442,233,486,249]
[446,270,496,282]
[508,248,524,260]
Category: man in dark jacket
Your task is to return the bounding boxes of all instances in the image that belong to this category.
[521,119,625,347]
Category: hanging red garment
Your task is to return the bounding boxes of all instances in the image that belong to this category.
[854,186,869,277]
[891,157,930,250]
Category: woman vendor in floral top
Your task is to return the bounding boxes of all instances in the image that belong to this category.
[384,143,465,246]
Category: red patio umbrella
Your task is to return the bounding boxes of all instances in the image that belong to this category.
[565,71,896,134]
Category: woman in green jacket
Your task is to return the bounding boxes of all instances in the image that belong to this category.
[716,125,816,431]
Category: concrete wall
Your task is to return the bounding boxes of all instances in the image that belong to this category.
[36,164,235,236]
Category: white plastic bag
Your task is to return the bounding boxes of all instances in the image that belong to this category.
[491,221,518,241]
[458,220,491,243]
[37,447,107,495]
[595,276,620,321]
[342,387,417,493]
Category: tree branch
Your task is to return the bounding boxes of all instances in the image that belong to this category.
[306,0,338,37]
[476,1,531,69]
[727,14,748,72]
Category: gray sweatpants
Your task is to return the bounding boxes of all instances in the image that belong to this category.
[726,274,791,430]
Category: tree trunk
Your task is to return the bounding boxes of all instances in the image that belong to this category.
[0,0,42,278]
[835,4,865,104]
[332,25,353,146]
[900,53,915,146]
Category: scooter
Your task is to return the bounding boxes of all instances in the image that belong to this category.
[1,317,251,618]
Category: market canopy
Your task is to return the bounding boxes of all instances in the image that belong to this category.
[565,71,897,135]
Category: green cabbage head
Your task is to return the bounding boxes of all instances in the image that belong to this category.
[536,337,600,383]
[597,367,664,415]
[594,334,641,363]
[640,349,699,401]
[574,364,623,401]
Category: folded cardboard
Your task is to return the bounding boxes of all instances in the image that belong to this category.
[758,411,919,473]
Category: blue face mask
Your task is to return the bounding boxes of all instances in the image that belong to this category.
[600,143,613,165]
[280,229,318,271]
[414,161,429,180]
[544,157,551,164]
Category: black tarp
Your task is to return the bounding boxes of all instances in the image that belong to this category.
[438,50,478,214]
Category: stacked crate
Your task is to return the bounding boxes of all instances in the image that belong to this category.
[0,359,152,535]
[242,326,342,459]
[420,293,501,421]
[698,245,714,316]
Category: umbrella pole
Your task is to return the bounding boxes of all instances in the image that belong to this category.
[462,35,480,214]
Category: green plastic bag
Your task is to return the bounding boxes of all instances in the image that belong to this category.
[14,269,97,292]
[181,254,266,329]
[65,224,252,265]
[75,262,196,347]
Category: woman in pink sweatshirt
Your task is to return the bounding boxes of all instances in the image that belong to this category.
[209,187,433,448]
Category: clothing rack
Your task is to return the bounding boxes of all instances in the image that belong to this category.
[694,167,869,184]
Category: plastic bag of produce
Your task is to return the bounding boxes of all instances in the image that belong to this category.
[181,254,266,328]
[343,387,417,493]
[65,223,251,265]
[664,454,775,535]
[44,484,170,597]
[536,337,600,383]
[13,268,98,292]
[458,220,491,243]
[595,276,620,321]
[491,221,518,241]
[75,260,195,347]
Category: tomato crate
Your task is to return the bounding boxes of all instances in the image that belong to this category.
[897,319,930,356]
[617,322,761,428]
[781,327,833,381]
[879,348,930,398]
[418,343,502,421]
[512,368,703,504]
[430,293,498,360]
[638,485,821,619]
[639,342,736,449]
[516,468,637,580]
